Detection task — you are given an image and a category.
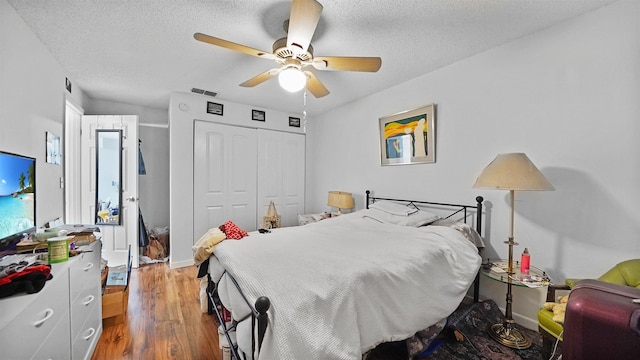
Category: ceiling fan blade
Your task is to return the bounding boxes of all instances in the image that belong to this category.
[240,68,281,87]
[304,71,329,98]
[287,0,323,53]
[194,32,274,59]
[312,56,382,72]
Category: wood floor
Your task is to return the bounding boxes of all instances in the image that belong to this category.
[91,263,222,360]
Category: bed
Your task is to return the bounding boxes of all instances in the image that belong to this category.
[201,191,485,360]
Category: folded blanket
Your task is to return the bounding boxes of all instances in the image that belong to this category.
[193,227,227,264]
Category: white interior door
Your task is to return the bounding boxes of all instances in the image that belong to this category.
[193,121,257,242]
[257,129,305,227]
[81,115,139,268]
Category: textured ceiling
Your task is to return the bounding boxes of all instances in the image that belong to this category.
[7,0,617,116]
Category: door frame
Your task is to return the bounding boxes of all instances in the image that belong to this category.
[64,98,84,224]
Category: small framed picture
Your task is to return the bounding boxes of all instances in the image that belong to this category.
[46,131,61,165]
[207,102,224,116]
[252,109,265,122]
[289,117,301,127]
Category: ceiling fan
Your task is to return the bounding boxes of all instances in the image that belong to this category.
[194,0,381,98]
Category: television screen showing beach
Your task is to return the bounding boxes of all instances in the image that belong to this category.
[0,152,35,240]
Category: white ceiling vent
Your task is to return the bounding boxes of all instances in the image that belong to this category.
[191,88,218,97]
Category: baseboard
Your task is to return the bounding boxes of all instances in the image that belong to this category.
[513,311,538,331]
[170,258,194,269]
[463,294,539,331]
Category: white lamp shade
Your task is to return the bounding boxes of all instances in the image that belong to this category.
[278,67,306,92]
[473,153,554,191]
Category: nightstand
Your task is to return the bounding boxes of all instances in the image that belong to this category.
[482,259,550,289]
[480,259,550,348]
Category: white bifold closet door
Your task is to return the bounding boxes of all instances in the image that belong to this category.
[193,121,258,241]
[193,121,305,243]
[257,129,305,228]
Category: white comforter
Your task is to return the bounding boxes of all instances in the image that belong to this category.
[211,212,481,360]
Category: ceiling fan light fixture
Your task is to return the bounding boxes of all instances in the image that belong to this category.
[194,0,380,98]
[278,66,306,93]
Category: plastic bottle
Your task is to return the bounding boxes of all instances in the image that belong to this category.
[521,248,530,274]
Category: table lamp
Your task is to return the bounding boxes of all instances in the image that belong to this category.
[327,191,354,216]
[473,153,554,349]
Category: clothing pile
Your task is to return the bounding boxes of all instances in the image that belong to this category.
[0,257,52,298]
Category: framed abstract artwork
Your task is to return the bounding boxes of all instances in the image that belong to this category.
[379,104,436,165]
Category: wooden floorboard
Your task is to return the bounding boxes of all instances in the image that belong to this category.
[92,263,221,360]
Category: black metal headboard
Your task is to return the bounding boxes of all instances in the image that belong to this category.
[365,190,483,233]
[365,190,484,302]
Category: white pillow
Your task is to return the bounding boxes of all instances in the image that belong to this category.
[429,218,485,248]
[369,200,419,216]
[361,208,439,227]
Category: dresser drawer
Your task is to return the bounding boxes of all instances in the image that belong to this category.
[71,284,101,340]
[72,297,102,360]
[31,310,72,360]
[0,270,70,359]
[69,242,101,302]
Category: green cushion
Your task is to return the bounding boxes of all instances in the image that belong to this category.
[598,259,640,288]
[565,278,580,288]
[565,259,640,288]
[538,308,564,340]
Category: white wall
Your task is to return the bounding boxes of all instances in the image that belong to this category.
[85,99,170,230]
[1,0,86,227]
[1,0,170,253]
[168,92,306,268]
[307,0,640,328]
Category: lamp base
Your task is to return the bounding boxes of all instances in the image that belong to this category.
[488,321,532,349]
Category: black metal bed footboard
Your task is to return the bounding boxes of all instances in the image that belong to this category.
[207,272,270,360]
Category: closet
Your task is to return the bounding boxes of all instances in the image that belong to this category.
[193,121,305,239]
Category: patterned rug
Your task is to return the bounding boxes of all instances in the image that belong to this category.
[368,300,562,360]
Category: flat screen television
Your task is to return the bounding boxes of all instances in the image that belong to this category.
[0,151,36,250]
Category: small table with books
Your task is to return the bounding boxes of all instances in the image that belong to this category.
[481,259,550,288]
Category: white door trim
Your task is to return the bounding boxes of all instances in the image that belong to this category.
[64,98,84,224]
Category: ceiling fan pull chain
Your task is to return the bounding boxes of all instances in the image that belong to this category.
[303,90,308,133]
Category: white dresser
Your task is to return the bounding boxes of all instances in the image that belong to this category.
[0,240,102,359]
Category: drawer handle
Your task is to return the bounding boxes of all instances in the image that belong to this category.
[83,295,95,306]
[33,308,54,327]
[83,262,94,272]
[83,327,96,340]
